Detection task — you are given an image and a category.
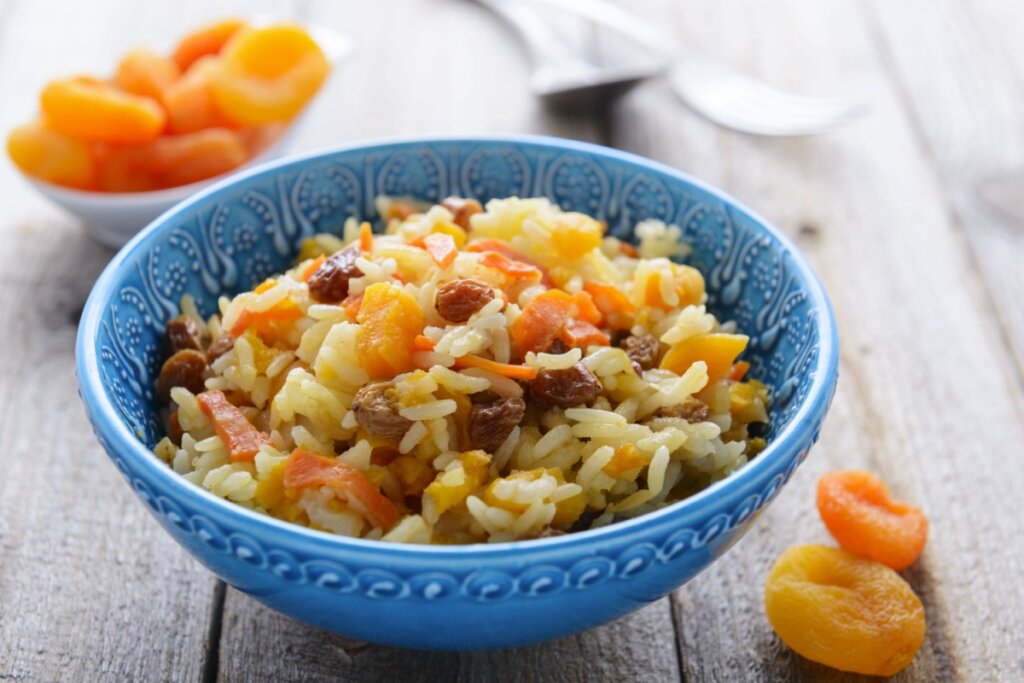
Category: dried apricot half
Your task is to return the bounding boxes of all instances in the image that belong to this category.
[97,128,247,192]
[765,544,925,676]
[211,24,330,126]
[356,282,425,379]
[172,18,248,72]
[41,77,165,144]
[817,470,928,570]
[7,120,97,189]
[115,48,180,103]
[164,56,234,134]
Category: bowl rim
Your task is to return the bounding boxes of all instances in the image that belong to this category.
[76,133,839,559]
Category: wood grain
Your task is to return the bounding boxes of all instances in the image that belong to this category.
[612,0,1024,680]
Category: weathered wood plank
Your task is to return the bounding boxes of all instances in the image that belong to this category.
[214,2,682,681]
[613,0,1024,680]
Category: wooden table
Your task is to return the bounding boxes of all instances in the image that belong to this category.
[2,0,1023,680]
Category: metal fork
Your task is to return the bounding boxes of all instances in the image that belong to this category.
[480,0,867,136]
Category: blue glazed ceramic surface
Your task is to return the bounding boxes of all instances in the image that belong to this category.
[76,136,838,650]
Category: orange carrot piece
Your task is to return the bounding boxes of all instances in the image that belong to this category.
[727,360,751,382]
[422,232,458,269]
[559,320,610,348]
[342,292,363,318]
[413,334,436,351]
[478,251,542,280]
[467,239,551,283]
[196,390,269,462]
[229,301,304,341]
[454,354,539,380]
[359,221,374,253]
[284,449,398,530]
[301,255,326,282]
[583,281,635,316]
[572,290,602,325]
[817,471,929,570]
[509,289,575,360]
[619,242,639,258]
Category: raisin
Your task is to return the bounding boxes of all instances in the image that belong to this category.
[352,381,412,441]
[644,398,710,424]
[164,315,204,354]
[764,545,925,676]
[529,364,602,408]
[206,334,235,362]
[441,196,483,230]
[307,246,362,303]
[619,333,659,371]
[435,278,495,323]
[156,349,207,401]
[468,396,525,452]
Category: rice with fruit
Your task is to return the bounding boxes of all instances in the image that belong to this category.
[153,196,770,544]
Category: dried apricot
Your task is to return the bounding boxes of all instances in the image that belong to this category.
[211,24,330,126]
[356,282,425,379]
[97,128,247,191]
[172,18,248,71]
[164,56,234,134]
[7,120,97,189]
[765,545,925,676]
[660,333,748,385]
[41,77,165,144]
[115,48,180,103]
[817,470,928,570]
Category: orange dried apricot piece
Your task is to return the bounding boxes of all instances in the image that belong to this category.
[164,56,234,134]
[172,18,248,71]
[356,283,425,379]
[211,24,330,126]
[97,128,247,191]
[41,77,165,144]
[660,333,748,385]
[765,545,925,676]
[115,48,181,103]
[7,120,97,189]
[817,470,929,570]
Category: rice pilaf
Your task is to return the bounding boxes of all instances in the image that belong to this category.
[153,195,770,544]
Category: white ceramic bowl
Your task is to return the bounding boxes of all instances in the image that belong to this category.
[18,21,350,249]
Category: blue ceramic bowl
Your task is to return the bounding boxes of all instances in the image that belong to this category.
[76,136,838,651]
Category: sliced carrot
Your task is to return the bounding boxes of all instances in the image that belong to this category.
[229,301,304,343]
[467,239,551,284]
[359,221,374,253]
[583,281,635,317]
[413,334,436,351]
[478,250,542,280]
[817,471,929,571]
[559,320,610,349]
[572,290,602,325]
[342,292,363,318]
[284,449,398,530]
[196,390,269,462]
[727,360,751,382]
[509,289,576,360]
[301,255,326,282]
[619,242,639,258]
[454,354,539,380]
[422,232,458,269]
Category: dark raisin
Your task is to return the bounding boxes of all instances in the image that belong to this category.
[441,196,483,230]
[529,364,602,408]
[644,398,710,424]
[352,382,412,441]
[308,246,362,303]
[468,396,525,452]
[156,349,208,402]
[206,334,235,363]
[619,333,660,371]
[435,278,495,323]
[164,315,204,354]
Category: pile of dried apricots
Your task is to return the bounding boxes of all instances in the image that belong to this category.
[7,19,330,191]
[765,470,930,676]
